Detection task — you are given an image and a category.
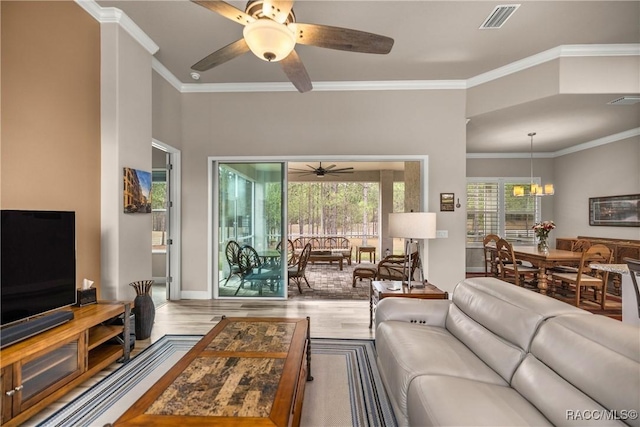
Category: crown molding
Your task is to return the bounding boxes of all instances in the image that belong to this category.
[467,44,640,88]
[75,0,159,55]
[152,58,183,92]
[467,127,640,159]
[80,0,639,94]
[552,127,640,158]
[179,80,466,93]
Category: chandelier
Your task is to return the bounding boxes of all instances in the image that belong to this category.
[513,132,555,197]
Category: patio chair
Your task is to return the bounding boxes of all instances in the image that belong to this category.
[236,245,280,296]
[288,243,312,293]
[377,251,420,283]
[222,240,242,286]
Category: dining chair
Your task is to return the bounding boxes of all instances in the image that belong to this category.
[496,238,539,288]
[222,240,242,286]
[482,234,501,277]
[623,257,640,319]
[551,239,593,274]
[236,245,280,296]
[288,243,312,293]
[551,244,612,309]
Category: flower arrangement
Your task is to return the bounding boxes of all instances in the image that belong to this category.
[532,220,556,240]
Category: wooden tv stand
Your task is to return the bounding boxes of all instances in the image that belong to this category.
[0,302,131,426]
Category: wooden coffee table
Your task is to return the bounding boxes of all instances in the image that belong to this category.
[113,316,312,426]
[369,281,449,328]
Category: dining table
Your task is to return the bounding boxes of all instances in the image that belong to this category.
[509,246,584,295]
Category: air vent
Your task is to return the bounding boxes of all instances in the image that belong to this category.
[607,96,640,105]
[479,4,520,29]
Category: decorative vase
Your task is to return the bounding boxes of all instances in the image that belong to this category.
[129,280,155,340]
[537,237,549,253]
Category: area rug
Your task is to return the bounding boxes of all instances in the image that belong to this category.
[37,336,397,427]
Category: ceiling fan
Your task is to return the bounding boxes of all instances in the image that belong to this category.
[289,162,355,178]
[190,0,394,93]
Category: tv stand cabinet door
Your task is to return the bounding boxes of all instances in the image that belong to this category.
[1,366,15,424]
[14,333,83,418]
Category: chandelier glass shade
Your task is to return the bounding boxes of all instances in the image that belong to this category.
[243,19,296,62]
[513,132,555,197]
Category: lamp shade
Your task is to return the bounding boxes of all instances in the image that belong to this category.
[243,19,296,62]
[388,212,437,239]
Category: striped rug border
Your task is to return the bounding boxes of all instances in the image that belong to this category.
[38,336,397,427]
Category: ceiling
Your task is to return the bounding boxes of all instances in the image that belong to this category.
[97,0,639,155]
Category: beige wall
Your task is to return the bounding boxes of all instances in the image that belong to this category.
[172,90,468,294]
[554,137,640,240]
[1,1,102,293]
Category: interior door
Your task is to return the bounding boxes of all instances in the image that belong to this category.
[214,162,286,299]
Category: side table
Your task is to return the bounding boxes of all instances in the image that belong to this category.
[358,246,376,263]
[369,280,449,328]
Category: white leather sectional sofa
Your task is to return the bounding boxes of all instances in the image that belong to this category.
[375,277,640,426]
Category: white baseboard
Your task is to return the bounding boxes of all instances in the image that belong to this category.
[180,290,210,300]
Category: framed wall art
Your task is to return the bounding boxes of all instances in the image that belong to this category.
[589,194,640,227]
[440,193,455,212]
[123,167,152,213]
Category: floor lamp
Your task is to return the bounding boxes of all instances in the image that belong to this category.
[388,212,437,288]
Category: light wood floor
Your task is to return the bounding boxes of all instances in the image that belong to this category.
[136,298,375,354]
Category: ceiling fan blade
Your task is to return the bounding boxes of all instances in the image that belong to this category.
[281,50,312,93]
[262,0,294,24]
[192,38,250,71]
[323,164,337,170]
[294,23,394,54]
[191,0,254,25]
[329,167,355,173]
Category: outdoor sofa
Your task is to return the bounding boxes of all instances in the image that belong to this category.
[291,236,353,265]
[375,277,640,426]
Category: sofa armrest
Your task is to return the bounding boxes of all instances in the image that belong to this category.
[375,298,451,330]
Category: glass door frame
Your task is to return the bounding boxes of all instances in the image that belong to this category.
[208,155,430,300]
[210,159,288,300]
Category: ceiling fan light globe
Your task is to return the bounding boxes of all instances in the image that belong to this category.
[243,19,296,62]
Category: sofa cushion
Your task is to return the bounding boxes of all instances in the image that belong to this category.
[452,278,587,351]
[446,304,527,382]
[514,314,640,427]
[408,375,552,427]
[376,321,507,421]
[447,278,587,383]
[512,355,630,427]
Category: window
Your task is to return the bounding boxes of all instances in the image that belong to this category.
[466,178,540,246]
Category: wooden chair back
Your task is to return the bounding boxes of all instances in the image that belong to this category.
[483,234,500,276]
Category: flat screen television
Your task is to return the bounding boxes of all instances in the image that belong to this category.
[1,210,77,326]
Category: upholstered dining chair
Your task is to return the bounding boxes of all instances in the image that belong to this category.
[551,244,612,309]
[482,234,501,277]
[623,257,640,319]
[223,240,242,286]
[288,243,312,293]
[496,238,539,288]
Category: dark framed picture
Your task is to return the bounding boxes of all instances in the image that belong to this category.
[589,194,640,227]
[440,193,455,212]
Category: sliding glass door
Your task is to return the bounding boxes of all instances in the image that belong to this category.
[215,162,286,298]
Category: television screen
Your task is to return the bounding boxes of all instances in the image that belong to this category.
[1,210,77,326]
